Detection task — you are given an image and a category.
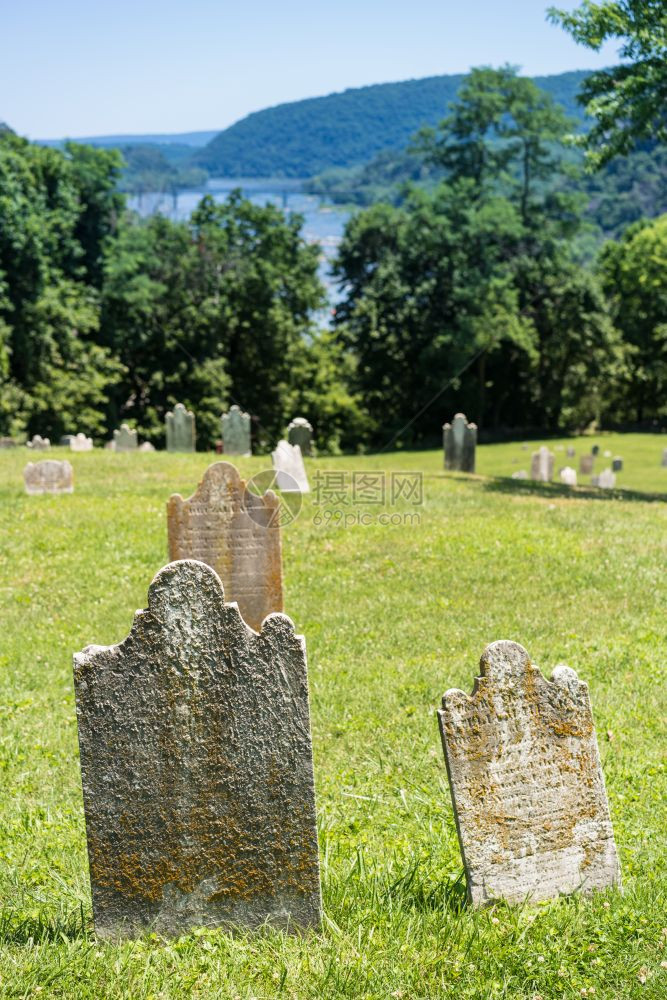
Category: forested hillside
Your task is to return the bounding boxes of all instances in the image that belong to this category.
[192,70,590,177]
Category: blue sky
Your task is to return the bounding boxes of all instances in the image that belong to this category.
[3,0,621,139]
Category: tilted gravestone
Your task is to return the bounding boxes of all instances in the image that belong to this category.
[271,441,310,493]
[27,435,50,450]
[530,446,554,483]
[167,462,283,632]
[113,424,138,452]
[70,433,93,452]
[580,454,594,476]
[287,417,314,457]
[443,413,477,472]
[24,459,74,495]
[592,468,616,489]
[166,403,196,453]
[73,559,321,940]
[559,466,577,486]
[612,457,623,472]
[438,640,621,906]
[221,405,251,456]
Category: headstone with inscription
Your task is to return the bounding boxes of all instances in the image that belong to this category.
[438,640,621,906]
[287,417,314,457]
[530,446,554,483]
[113,424,138,452]
[24,459,74,495]
[167,462,283,632]
[559,466,577,486]
[73,559,321,940]
[27,435,50,450]
[271,441,310,493]
[443,413,477,472]
[166,403,196,453]
[612,457,623,472]
[70,433,93,452]
[221,405,251,456]
[580,454,594,476]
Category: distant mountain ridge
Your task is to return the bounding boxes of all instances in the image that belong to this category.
[37,129,219,148]
[191,69,593,178]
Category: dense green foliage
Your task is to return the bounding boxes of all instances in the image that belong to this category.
[333,68,665,443]
[0,440,665,997]
[192,70,590,178]
[0,132,364,451]
[549,0,667,164]
[117,144,207,196]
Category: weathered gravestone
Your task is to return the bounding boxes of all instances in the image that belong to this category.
[70,433,93,452]
[113,424,138,452]
[559,466,577,486]
[0,437,17,449]
[662,448,667,468]
[511,470,528,480]
[139,441,155,452]
[591,445,600,456]
[592,468,616,489]
[438,640,621,906]
[580,454,594,476]
[271,441,310,493]
[27,435,50,450]
[443,413,477,472]
[566,446,576,458]
[530,446,554,483]
[167,462,283,632]
[24,459,74,495]
[166,403,196,453]
[221,405,251,456]
[73,559,321,940]
[287,417,314,457]
[612,457,623,472]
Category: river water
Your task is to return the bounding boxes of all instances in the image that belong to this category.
[127,178,350,311]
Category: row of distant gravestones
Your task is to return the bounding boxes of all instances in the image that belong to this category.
[163,404,314,456]
[45,460,619,940]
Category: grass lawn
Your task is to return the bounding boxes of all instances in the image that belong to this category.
[0,433,665,998]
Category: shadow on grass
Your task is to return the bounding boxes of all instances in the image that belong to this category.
[428,472,667,504]
[0,905,88,944]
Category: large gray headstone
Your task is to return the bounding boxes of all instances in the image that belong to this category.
[580,454,594,476]
[443,413,477,472]
[438,640,621,906]
[73,559,321,940]
[27,435,50,450]
[530,446,554,483]
[287,417,314,457]
[271,441,310,493]
[70,433,93,452]
[24,459,74,495]
[221,405,251,456]
[113,424,138,452]
[167,462,283,632]
[166,403,196,453]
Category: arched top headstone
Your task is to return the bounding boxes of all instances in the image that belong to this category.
[221,404,251,456]
[287,417,314,456]
[73,559,321,939]
[438,640,620,906]
[443,413,477,472]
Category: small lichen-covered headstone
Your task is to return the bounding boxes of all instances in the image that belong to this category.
[24,459,73,495]
[166,403,196,452]
[113,424,138,452]
[438,640,621,906]
[287,417,314,457]
[559,466,577,486]
[271,441,310,493]
[221,405,251,456]
[612,457,623,472]
[593,468,616,489]
[73,559,321,940]
[167,462,283,632]
[70,433,93,452]
[530,446,554,483]
[27,435,50,450]
[443,413,477,472]
[580,454,594,475]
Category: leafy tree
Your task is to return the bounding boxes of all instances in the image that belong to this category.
[598,214,667,421]
[549,0,667,163]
